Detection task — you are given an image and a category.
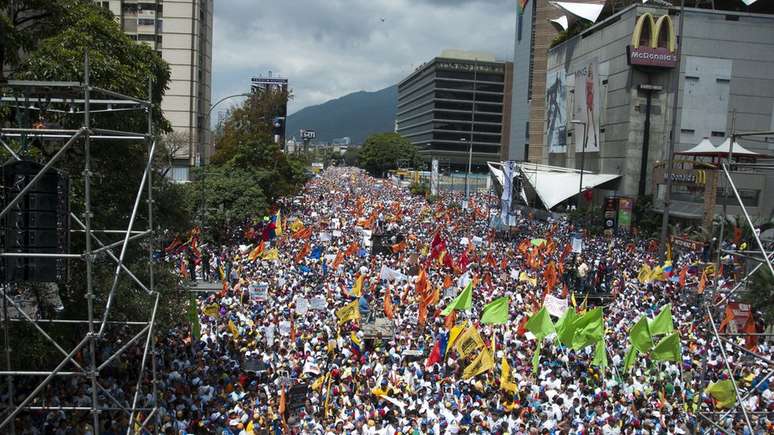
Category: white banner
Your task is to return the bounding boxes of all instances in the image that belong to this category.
[380,265,407,282]
[296,298,309,315]
[310,296,327,311]
[544,295,569,318]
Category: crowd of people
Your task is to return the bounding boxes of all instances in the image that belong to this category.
[6,167,773,434]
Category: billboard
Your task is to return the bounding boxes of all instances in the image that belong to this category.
[546,68,567,153]
[573,58,601,152]
[617,197,633,233]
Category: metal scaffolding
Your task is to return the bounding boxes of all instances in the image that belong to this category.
[698,129,774,433]
[0,53,160,434]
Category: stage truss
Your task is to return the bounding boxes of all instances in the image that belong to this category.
[698,129,774,433]
[0,53,161,434]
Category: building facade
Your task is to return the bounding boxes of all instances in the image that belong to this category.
[396,50,513,168]
[99,0,213,182]
[544,4,774,220]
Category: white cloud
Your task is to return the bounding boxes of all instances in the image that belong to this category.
[212,0,516,114]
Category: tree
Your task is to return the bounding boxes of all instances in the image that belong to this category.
[2,0,191,369]
[358,132,421,177]
[743,268,774,324]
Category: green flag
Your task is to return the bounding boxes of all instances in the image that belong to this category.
[652,332,681,362]
[441,280,473,316]
[525,307,556,340]
[480,296,510,324]
[189,294,200,341]
[571,307,604,350]
[623,346,639,373]
[649,304,674,336]
[629,316,653,353]
[592,339,608,368]
[705,379,737,409]
[532,340,542,374]
[555,308,577,347]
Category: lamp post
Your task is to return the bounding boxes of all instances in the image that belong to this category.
[571,119,588,206]
[200,93,250,231]
[462,137,473,198]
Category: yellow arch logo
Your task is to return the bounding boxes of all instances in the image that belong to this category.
[631,13,677,53]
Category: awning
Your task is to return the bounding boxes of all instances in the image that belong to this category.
[488,162,621,210]
[549,1,605,24]
[676,137,765,158]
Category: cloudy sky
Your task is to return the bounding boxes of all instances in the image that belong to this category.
[212,0,517,115]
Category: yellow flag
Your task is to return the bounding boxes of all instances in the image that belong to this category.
[275,210,283,236]
[311,375,325,391]
[228,320,239,339]
[290,218,304,233]
[261,248,279,260]
[571,292,577,308]
[638,264,652,283]
[352,275,364,297]
[462,350,494,380]
[648,266,665,282]
[246,421,255,432]
[202,304,220,318]
[455,325,486,358]
[500,356,517,393]
[336,299,361,324]
[446,323,466,355]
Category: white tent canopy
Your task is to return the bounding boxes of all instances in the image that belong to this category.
[549,1,605,23]
[677,137,762,158]
[488,162,621,210]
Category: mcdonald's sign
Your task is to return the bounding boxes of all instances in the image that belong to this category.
[627,13,679,68]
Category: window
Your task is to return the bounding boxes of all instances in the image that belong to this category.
[138,19,155,26]
[681,129,695,134]
[711,131,725,137]
[168,166,190,183]
[716,78,730,83]
[138,34,156,41]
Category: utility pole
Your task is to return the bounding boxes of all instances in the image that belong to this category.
[659,0,686,256]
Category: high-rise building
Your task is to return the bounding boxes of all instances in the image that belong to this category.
[506,0,562,163]
[396,50,513,168]
[98,0,213,182]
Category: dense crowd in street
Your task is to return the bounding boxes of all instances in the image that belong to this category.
[6,167,773,434]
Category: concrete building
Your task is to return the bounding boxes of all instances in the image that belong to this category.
[396,50,513,168]
[98,0,213,182]
[506,0,562,163]
[543,3,774,221]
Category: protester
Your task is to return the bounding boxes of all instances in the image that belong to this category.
[7,167,772,434]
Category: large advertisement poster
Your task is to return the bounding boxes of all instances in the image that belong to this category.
[617,197,633,233]
[501,161,514,223]
[573,58,600,152]
[546,68,567,153]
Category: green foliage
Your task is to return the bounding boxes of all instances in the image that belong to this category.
[743,269,774,324]
[550,20,592,48]
[409,181,430,197]
[567,208,605,236]
[633,195,661,237]
[357,132,421,177]
[343,147,360,166]
[187,166,269,242]
[1,0,191,369]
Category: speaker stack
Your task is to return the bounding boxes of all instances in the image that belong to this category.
[1,161,69,283]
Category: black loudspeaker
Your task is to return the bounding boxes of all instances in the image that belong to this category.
[1,161,69,282]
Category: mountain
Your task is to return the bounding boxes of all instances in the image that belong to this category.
[287,85,397,145]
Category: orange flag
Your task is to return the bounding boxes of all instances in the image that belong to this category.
[345,242,359,257]
[391,240,407,254]
[442,274,453,289]
[290,318,296,343]
[295,242,311,263]
[384,287,394,320]
[698,270,707,294]
[248,241,265,261]
[484,252,497,268]
[418,301,428,328]
[518,239,530,256]
[544,261,558,292]
[416,268,429,294]
[332,251,345,270]
[444,309,456,330]
[294,227,313,240]
[678,267,687,288]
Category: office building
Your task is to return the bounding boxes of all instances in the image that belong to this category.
[542,3,774,221]
[396,50,513,168]
[99,0,213,182]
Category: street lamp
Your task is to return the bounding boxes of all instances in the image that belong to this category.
[462,137,472,198]
[571,119,588,206]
